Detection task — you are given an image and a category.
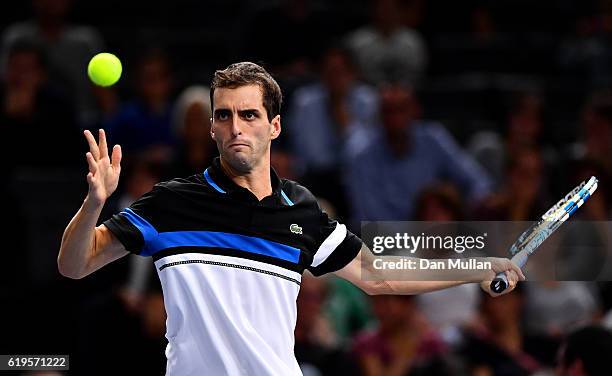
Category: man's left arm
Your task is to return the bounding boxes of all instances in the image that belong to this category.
[333,243,524,297]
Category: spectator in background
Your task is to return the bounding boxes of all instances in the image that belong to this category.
[105,49,176,160]
[344,84,491,223]
[523,282,601,351]
[556,325,612,376]
[286,46,378,216]
[559,0,612,89]
[474,146,549,221]
[295,274,356,376]
[0,41,82,357]
[573,91,612,182]
[460,286,540,376]
[0,0,112,128]
[345,0,428,85]
[352,294,449,376]
[413,183,464,221]
[503,93,547,158]
[244,0,338,78]
[0,41,79,169]
[169,85,216,178]
[468,91,558,189]
[413,184,481,346]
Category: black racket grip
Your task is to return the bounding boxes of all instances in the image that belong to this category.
[490,252,529,294]
[491,274,509,293]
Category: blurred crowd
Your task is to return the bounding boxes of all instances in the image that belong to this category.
[2,0,612,375]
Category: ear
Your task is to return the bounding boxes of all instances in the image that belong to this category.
[270,115,281,140]
[210,119,216,140]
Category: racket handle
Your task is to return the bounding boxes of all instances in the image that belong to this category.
[490,273,510,293]
[489,251,530,294]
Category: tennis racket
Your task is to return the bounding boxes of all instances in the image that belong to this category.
[490,176,599,293]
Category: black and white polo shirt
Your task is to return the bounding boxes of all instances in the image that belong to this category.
[103,157,362,376]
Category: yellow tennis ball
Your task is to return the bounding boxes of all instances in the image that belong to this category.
[87,53,122,87]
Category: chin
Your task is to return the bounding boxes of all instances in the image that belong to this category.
[225,152,254,172]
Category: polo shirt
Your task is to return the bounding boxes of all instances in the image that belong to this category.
[103,157,362,375]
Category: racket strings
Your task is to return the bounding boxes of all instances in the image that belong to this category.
[509,177,598,257]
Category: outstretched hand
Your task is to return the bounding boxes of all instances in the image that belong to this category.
[83,129,122,207]
[480,257,525,297]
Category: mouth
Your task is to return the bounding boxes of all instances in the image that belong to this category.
[228,143,250,148]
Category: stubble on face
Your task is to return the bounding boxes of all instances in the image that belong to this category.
[222,142,262,173]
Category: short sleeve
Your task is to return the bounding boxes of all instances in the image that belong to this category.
[307,210,362,276]
[103,184,166,256]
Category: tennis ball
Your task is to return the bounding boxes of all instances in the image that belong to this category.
[88,53,122,87]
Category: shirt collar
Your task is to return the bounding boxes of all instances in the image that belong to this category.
[204,157,284,203]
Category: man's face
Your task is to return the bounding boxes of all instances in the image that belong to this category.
[211,84,280,172]
[380,86,419,133]
[321,50,354,97]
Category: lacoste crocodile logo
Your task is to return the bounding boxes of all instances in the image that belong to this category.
[290,224,302,235]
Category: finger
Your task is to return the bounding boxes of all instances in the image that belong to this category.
[83,130,100,160]
[506,270,518,285]
[111,144,122,170]
[99,129,108,159]
[508,278,517,292]
[509,271,518,290]
[509,261,526,281]
[86,152,98,174]
[505,271,519,293]
[86,172,95,186]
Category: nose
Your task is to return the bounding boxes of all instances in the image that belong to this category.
[230,114,242,137]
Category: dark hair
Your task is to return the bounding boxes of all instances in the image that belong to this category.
[414,183,464,220]
[317,42,356,70]
[560,325,612,376]
[210,62,282,122]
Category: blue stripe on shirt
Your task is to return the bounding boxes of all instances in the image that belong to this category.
[204,168,226,194]
[121,209,300,262]
[281,190,294,206]
[122,208,158,243]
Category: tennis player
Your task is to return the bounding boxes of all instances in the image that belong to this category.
[58,62,524,375]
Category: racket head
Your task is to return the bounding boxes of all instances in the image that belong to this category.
[508,176,598,257]
[491,176,599,294]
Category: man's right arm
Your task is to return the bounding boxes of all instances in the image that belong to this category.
[58,129,125,279]
[58,199,128,279]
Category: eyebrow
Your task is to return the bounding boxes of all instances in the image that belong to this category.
[213,109,231,117]
[238,109,261,116]
[213,108,262,117]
